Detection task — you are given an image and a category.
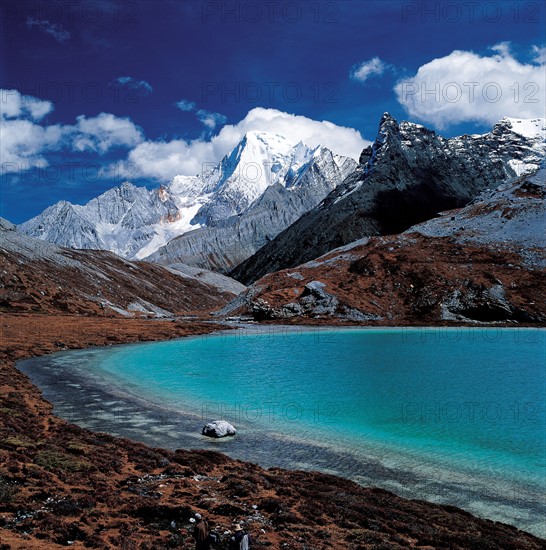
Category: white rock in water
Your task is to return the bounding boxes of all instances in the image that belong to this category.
[201,420,236,438]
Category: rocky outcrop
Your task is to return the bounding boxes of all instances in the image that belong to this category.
[231,115,545,285]
[441,284,514,322]
[202,420,237,438]
[223,170,546,325]
[249,280,382,321]
[0,217,16,231]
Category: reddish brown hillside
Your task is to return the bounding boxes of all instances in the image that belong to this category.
[0,221,237,317]
[233,234,545,325]
[224,172,546,325]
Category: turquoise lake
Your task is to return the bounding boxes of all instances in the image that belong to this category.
[17,326,546,536]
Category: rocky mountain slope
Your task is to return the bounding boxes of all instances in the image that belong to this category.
[20,132,356,268]
[0,218,241,317]
[231,116,546,285]
[147,143,356,272]
[221,168,546,324]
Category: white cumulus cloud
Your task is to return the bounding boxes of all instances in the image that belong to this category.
[0,119,62,169]
[117,107,370,181]
[350,57,388,83]
[531,45,546,64]
[70,113,144,153]
[0,90,145,174]
[394,44,546,128]
[490,41,511,57]
[196,109,227,129]
[1,89,54,121]
[175,100,227,131]
[115,139,212,181]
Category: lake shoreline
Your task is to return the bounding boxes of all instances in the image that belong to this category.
[17,324,546,538]
[1,313,545,549]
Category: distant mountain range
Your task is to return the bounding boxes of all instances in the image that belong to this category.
[230,116,546,284]
[18,115,545,291]
[20,132,356,270]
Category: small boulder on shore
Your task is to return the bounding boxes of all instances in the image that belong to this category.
[202,420,237,438]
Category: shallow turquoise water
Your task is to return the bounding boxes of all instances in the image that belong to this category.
[18,326,546,535]
[93,327,545,479]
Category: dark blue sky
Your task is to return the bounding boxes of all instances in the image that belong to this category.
[1,0,545,222]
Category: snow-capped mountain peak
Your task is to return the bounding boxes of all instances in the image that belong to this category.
[189,131,319,225]
[495,117,546,140]
[243,130,293,147]
[20,132,355,261]
[230,115,546,285]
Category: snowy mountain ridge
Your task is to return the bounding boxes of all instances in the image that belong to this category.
[410,165,546,254]
[146,142,357,272]
[231,115,546,284]
[20,132,355,260]
[498,117,546,140]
